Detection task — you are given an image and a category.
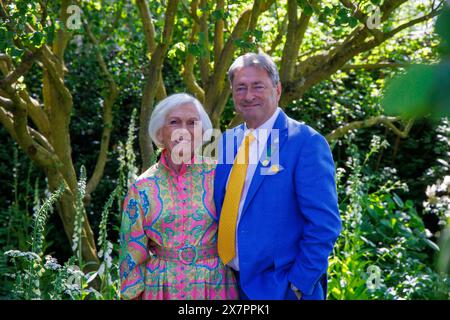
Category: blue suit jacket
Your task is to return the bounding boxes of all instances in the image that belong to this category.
[214,110,342,300]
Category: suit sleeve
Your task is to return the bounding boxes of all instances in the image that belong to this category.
[119,184,149,300]
[287,131,342,296]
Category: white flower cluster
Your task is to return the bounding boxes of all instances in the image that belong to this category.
[98,241,113,276]
[424,175,450,227]
[4,250,41,262]
[426,176,450,200]
[44,255,61,271]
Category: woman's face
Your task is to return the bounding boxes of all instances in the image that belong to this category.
[157,103,202,163]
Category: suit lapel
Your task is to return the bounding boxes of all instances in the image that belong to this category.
[217,124,245,208]
[241,111,289,215]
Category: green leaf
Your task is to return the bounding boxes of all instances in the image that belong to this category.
[296,0,313,15]
[211,9,225,21]
[338,8,350,20]
[424,238,440,251]
[392,192,404,208]
[382,65,436,118]
[296,0,307,8]
[432,61,450,118]
[303,5,313,16]
[348,17,358,28]
[187,43,201,57]
[30,32,44,47]
[435,6,450,54]
[253,30,263,41]
[380,219,392,229]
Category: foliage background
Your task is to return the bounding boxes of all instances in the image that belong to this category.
[0,0,449,299]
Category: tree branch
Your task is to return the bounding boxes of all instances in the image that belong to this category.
[18,90,51,137]
[136,0,166,101]
[205,0,275,126]
[0,53,13,75]
[0,89,59,169]
[283,1,442,105]
[83,21,119,197]
[183,0,205,102]
[203,8,253,116]
[213,0,225,66]
[268,15,288,55]
[0,106,18,141]
[181,0,201,25]
[0,50,51,139]
[53,0,73,60]
[0,95,13,110]
[40,46,73,109]
[341,62,411,70]
[0,49,41,88]
[384,9,442,38]
[339,0,383,39]
[326,116,414,141]
[199,0,211,88]
[136,0,156,54]
[139,0,179,169]
[280,0,316,83]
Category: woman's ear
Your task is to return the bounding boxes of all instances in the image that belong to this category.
[156,128,163,145]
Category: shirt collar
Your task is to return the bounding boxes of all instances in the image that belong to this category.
[244,107,281,143]
[159,149,199,177]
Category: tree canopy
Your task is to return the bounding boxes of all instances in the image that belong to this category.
[0,0,448,299]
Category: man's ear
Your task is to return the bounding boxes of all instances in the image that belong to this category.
[276,82,282,100]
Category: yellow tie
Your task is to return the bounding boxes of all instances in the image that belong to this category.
[218,131,256,265]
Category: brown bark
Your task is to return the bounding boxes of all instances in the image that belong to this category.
[280,0,442,106]
[214,0,225,68]
[279,0,316,83]
[326,116,414,142]
[205,0,276,127]
[138,0,179,170]
[0,0,128,271]
[83,22,119,199]
[183,0,206,102]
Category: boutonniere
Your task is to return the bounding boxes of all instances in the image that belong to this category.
[260,163,284,176]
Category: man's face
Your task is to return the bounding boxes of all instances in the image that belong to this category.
[231,66,281,129]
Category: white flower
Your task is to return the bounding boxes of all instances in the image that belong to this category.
[44,255,61,270]
[441,176,450,192]
[426,185,437,201]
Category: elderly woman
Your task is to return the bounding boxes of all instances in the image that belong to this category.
[119,93,238,300]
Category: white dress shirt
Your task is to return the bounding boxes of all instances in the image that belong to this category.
[226,107,281,271]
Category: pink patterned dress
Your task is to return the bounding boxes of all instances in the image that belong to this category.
[119,152,238,300]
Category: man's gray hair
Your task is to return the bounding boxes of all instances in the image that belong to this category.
[148,93,213,148]
[228,52,280,87]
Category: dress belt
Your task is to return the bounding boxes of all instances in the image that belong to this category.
[149,243,218,265]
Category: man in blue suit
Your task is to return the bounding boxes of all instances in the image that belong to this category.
[214,52,342,300]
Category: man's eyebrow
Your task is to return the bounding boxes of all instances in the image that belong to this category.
[235,80,264,86]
